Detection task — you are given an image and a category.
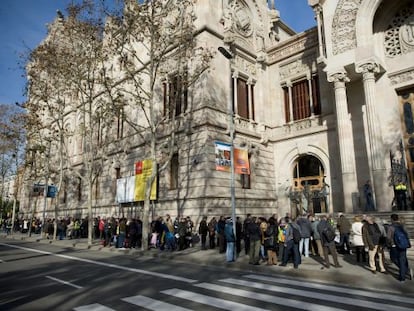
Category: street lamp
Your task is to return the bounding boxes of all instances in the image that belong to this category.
[218,46,237,255]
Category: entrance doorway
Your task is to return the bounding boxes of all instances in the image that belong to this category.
[289,155,328,218]
[397,88,414,210]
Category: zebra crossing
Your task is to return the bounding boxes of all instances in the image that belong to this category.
[73,274,414,311]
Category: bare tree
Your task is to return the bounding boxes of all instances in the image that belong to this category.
[26,1,121,245]
[0,103,26,231]
[105,0,213,249]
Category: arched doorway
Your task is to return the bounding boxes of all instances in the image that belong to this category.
[289,155,328,218]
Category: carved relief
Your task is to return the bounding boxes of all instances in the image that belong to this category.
[385,4,414,57]
[279,54,317,80]
[268,31,318,64]
[389,68,414,85]
[234,55,257,76]
[331,0,362,55]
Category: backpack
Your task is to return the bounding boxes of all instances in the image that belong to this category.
[322,225,336,242]
[394,225,411,249]
[292,225,301,243]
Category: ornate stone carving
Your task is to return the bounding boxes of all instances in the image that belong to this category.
[355,62,380,75]
[331,0,362,56]
[279,54,317,80]
[268,31,318,64]
[222,0,253,38]
[327,71,350,84]
[388,68,414,85]
[385,4,414,57]
[234,55,257,76]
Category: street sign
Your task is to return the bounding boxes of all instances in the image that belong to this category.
[47,185,58,198]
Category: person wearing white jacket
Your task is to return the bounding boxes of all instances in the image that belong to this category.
[351,215,366,263]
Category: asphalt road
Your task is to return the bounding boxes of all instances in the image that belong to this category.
[1,239,414,311]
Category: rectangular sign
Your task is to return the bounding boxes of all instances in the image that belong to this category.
[215,141,250,175]
[215,141,232,172]
[134,159,157,201]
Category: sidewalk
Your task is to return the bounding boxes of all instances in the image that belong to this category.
[2,233,414,293]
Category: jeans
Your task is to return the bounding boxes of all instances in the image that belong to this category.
[117,232,126,248]
[282,240,300,267]
[226,242,235,262]
[299,238,310,257]
[339,233,351,253]
[390,247,409,281]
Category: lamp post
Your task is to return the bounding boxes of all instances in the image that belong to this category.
[218,46,237,254]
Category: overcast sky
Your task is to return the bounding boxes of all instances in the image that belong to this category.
[0,0,315,106]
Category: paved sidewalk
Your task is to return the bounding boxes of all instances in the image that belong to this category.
[2,233,414,293]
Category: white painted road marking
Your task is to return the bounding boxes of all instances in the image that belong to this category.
[46,275,83,289]
[219,278,414,311]
[195,282,347,311]
[73,303,115,311]
[0,242,198,283]
[244,274,414,304]
[122,295,193,311]
[161,288,271,311]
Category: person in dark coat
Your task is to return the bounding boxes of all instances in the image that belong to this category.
[198,216,208,250]
[317,214,342,269]
[247,216,261,265]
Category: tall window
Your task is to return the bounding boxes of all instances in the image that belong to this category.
[116,108,124,139]
[233,77,255,120]
[170,153,179,190]
[77,177,82,202]
[284,75,320,123]
[241,156,251,189]
[164,74,188,118]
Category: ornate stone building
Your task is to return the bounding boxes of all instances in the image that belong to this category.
[25,0,414,223]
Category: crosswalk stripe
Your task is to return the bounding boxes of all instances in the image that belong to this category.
[73,303,115,311]
[194,283,346,311]
[121,295,192,311]
[161,288,270,311]
[219,278,414,311]
[244,274,414,304]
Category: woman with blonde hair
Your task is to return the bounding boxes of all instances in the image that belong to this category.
[351,215,366,263]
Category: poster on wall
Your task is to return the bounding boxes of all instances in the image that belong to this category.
[234,147,250,175]
[215,141,232,172]
[134,159,157,201]
[215,141,250,175]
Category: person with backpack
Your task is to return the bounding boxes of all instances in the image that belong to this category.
[317,214,342,269]
[387,214,412,282]
[279,216,301,269]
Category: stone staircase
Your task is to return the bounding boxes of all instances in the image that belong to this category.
[345,211,414,242]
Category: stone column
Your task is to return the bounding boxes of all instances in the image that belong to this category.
[328,70,358,213]
[287,80,294,123]
[247,78,254,120]
[314,4,325,59]
[356,61,388,211]
[232,70,239,115]
[307,72,315,116]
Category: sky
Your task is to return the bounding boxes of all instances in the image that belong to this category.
[0,0,316,106]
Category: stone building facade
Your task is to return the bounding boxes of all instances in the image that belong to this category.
[24,0,414,224]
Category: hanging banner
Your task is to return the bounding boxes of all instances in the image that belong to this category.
[116,177,127,203]
[134,159,157,201]
[234,147,250,175]
[215,141,232,172]
[215,141,250,175]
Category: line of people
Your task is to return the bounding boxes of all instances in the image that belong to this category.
[199,212,411,282]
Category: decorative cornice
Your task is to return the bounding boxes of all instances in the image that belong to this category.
[267,29,318,64]
[388,68,414,86]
